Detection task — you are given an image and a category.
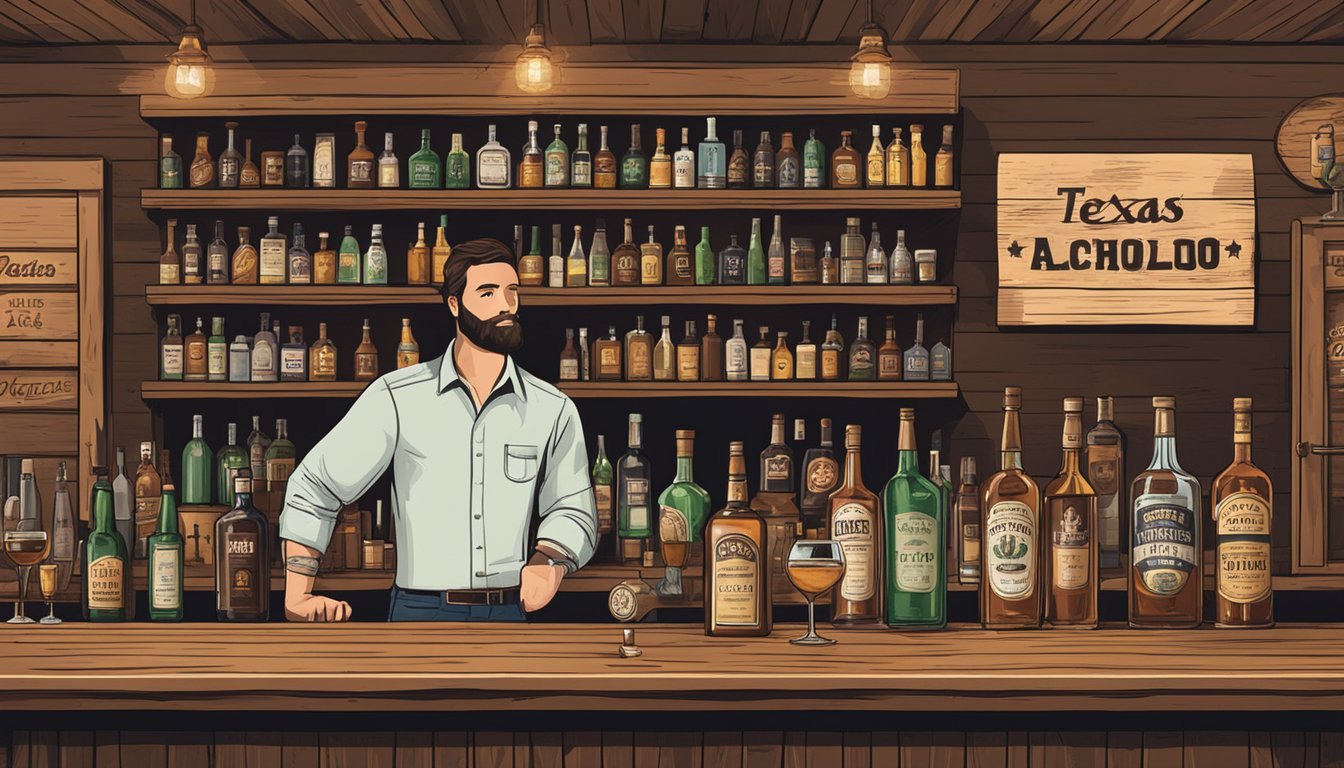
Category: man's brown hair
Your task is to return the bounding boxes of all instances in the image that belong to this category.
[439,238,518,304]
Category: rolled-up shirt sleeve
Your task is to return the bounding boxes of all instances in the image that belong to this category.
[535,397,598,568]
[279,379,398,553]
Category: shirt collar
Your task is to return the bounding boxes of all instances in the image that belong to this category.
[437,339,526,401]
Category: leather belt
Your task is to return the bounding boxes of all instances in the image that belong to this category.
[401,587,521,606]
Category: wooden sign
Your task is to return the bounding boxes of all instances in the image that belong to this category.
[0,370,77,410]
[0,292,78,340]
[0,251,76,286]
[997,153,1256,326]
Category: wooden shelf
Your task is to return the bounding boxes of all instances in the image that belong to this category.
[145,284,959,307]
[142,381,371,399]
[140,188,961,212]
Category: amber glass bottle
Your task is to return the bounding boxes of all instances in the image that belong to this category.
[704,441,771,637]
[829,425,882,626]
[980,386,1042,629]
[1212,397,1273,628]
[1044,397,1098,629]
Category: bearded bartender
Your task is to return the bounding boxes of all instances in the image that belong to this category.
[278,239,599,622]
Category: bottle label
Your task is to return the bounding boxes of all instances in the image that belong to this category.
[189,158,213,188]
[641,255,660,283]
[572,160,592,186]
[250,342,274,378]
[1132,493,1197,596]
[866,156,884,185]
[840,259,864,284]
[52,515,73,560]
[545,152,568,186]
[259,241,286,282]
[350,159,373,185]
[410,160,438,188]
[87,555,124,610]
[725,344,746,378]
[986,500,1036,600]
[220,157,239,185]
[162,344,184,376]
[753,158,773,186]
[935,154,953,186]
[850,346,873,375]
[728,155,749,185]
[749,348,772,380]
[615,253,638,283]
[267,457,295,486]
[904,352,928,377]
[768,256,785,280]
[187,341,206,372]
[721,252,745,281]
[207,343,227,376]
[621,158,644,186]
[650,160,671,188]
[893,510,938,593]
[281,349,305,376]
[1087,449,1122,550]
[599,346,621,376]
[676,347,698,380]
[658,505,689,544]
[834,161,858,185]
[712,533,761,627]
[594,483,613,534]
[356,353,378,378]
[804,161,822,188]
[594,155,617,188]
[479,152,509,186]
[624,478,649,529]
[674,254,693,280]
[313,142,334,186]
[559,359,579,380]
[1215,491,1271,604]
[674,158,694,188]
[225,532,261,607]
[628,343,650,379]
[151,546,181,610]
[806,457,839,494]
[832,502,875,601]
[289,253,311,283]
[880,353,901,377]
[821,350,840,379]
[765,455,792,483]
[159,264,180,284]
[778,157,799,187]
[962,522,981,563]
[796,347,817,378]
[1051,500,1091,590]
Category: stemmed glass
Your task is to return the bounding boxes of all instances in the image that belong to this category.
[3,530,50,624]
[38,564,60,625]
[785,539,846,646]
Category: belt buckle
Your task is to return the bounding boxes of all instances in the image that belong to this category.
[487,590,503,606]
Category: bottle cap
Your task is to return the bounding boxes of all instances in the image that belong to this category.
[845,424,862,449]
[1003,386,1022,410]
[1063,397,1083,413]
[20,459,33,474]
[629,413,643,424]
[1153,396,1176,409]
[1233,397,1253,411]
[899,407,915,420]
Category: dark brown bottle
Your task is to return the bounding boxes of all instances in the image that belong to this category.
[752,130,775,188]
[612,218,640,286]
[700,314,724,381]
[799,418,840,538]
[215,472,269,621]
[666,225,694,285]
[727,130,749,189]
[980,386,1043,629]
[1212,397,1273,628]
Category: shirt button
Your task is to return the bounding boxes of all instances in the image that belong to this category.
[476,545,483,550]
[474,514,481,520]
[475,452,482,457]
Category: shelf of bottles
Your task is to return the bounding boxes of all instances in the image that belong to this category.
[140,381,960,401]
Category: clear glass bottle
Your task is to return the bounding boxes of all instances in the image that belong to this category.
[228,335,250,382]
[548,223,564,288]
[697,117,726,189]
[259,216,286,285]
[839,217,865,285]
[475,123,511,189]
[725,319,748,382]
[589,218,610,286]
[819,241,837,285]
[767,215,786,285]
[445,132,470,189]
[903,314,929,381]
[566,224,587,287]
[746,217,766,285]
[288,222,311,285]
[864,223,886,284]
[377,132,399,188]
[652,315,675,381]
[674,127,696,189]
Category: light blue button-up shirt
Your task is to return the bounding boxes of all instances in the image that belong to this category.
[278,341,598,590]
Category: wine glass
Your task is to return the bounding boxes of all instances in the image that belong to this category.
[785,539,846,646]
[37,564,60,625]
[4,530,50,624]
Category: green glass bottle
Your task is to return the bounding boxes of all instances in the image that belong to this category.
[620,124,648,189]
[883,407,946,629]
[217,422,249,506]
[746,217,766,285]
[83,467,128,622]
[657,429,712,554]
[336,224,361,284]
[147,480,184,621]
[444,132,470,189]
[592,434,615,544]
[264,418,297,493]
[181,413,214,505]
[544,123,570,188]
[695,226,715,285]
[616,414,653,565]
[407,128,442,189]
[803,129,826,189]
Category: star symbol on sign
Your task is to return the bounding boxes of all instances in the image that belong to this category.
[1228,241,1242,259]
[1007,240,1024,258]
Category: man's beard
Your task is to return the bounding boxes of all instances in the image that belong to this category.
[458,306,524,354]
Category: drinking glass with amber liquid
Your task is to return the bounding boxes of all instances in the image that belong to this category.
[4,530,50,624]
[786,539,846,646]
[38,564,61,624]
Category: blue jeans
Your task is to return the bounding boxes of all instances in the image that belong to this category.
[387,586,527,622]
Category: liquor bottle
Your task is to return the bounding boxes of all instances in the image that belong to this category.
[746,217,766,285]
[562,225,586,287]
[594,125,617,189]
[112,450,134,558]
[910,124,927,187]
[749,325,772,382]
[590,219,611,286]
[676,321,700,382]
[402,221,432,293]
[348,121,375,188]
[1130,397,1202,629]
[705,441,771,637]
[673,127,696,188]
[652,316,675,381]
[408,128,441,189]
[215,471,269,622]
[218,121,242,188]
[548,223,565,288]
[286,134,310,188]
[310,322,337,381]
[229,335,250,382]
[760,414,796,494]
[658,430,712,558]
[545,123,570,188]
[259,216,286,285]
[363,223,388,285]
[640,225,663,285]
[935,125,955,187]
[819,242,837,284]
[50,460,76,590]
[752,131,776,188]
[161,314,184,381]
[353,318,379,381]
[147,477,184,622]
[1043,398,1099,629]
[206,219,229,284]
[559,329,579,381]
[246,416,271,481]
[693,226,715,285]
[313,231,335,285]
[280,326,307,382]
[250,312,278,383]
[189,132,213,188]
[160,134,183,188]
[217,422,249,507]
[883,408,944,628]
[312,133,334,188]
[697,117,726,189]
[1086,396,1126,572]
[571,123,592,187]
[930,339,951,380]
[476,124,511,189]
[617,414,653,564]
[158,218,180,285]
[886,127,909,186]
[903,314,929,381]
[830,425,881,624]
[795,320,817,380]
[803,129,826,189]
[181,414,214,505]
[289,222,312,284]
[727,130,749,189]
[725,319,748,382]
[889,229,914,285]
[793,418,837,538]
[611,218,639,286]
[571,327,584,381]
[866,124,886,188]
[432,215,452,285]
[839,217,865,285]
[864,223,886,284]
[184,317,207,382]
[848,316,875,381]
[776,131,800,189]
[518,224,544,287]
[767,215,786,285]
[265,418,296,491]
[956,457,981,584]
[667,225,694,285]
[701,314,724,381]
[820,314,845,381]
[83,468,128,622]
[240,137,260,188]
[877,315,902,381]
[718,234,746,285]
[337,225,361,284]
[624,316,652,381]
[375,132,399,188]
[649,128,672,188]
[1213,398,1273,628]
[620,124,648,189]
[442,132,469,189]
[180,222,202,285]
[397,318,420,368]
[981,386,1043,629]
[207,316,227,382]
[831,130,861,189]
[226,225,257,284]
[592,435,615,539]
[771,332,793,380]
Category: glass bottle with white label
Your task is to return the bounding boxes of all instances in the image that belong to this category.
[1129,396,1202,629]
[725,319,748,382]
[704,441,771,637]
[980,386,1042,629]
[1044,397,1098,629]
[1213,397,1272,628]
[475,123,511,189]
[147,479,183,621]
[829,424,882,626]
[258,216,286,285]
[377,132,399,188]
[617,414,653,565]
[883,407,944,629]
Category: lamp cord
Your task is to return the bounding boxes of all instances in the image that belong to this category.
[189,0,196,25]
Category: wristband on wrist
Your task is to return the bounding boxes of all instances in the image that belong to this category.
[286,555,320,577]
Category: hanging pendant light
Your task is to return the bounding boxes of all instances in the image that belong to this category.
[515,0,556,93]
[165,0,214,99]
[849,0,892,100]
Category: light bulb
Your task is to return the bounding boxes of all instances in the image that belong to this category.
[515,24,556,94]
[165,25,213,99]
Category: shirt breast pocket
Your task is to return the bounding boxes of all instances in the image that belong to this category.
[504,444,540,483]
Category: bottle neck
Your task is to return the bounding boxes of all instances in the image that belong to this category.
[675,455,694,483]
[1001,410,1022,470]
[596,434,607,459]
[844,446,863,487]
[93,483,114,532]
[1234,442,1252,463]
[158,487,179,533]
[628,421,642,448]
[897,419,918,471]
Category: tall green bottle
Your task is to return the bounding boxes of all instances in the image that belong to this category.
[147,480,184,621]
[217,422,248,506]
[883,407,946,629]
[694,226,715,285]
[746,217,766,285]
[181,413,214,505]
[336,225,361,284]
[84,467,129,622]
[407,128,441,189]
[444,133,470,189]
[592,434,615,548]
[657,429,712,547]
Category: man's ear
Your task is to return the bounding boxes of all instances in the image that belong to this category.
[447,295,459,317]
